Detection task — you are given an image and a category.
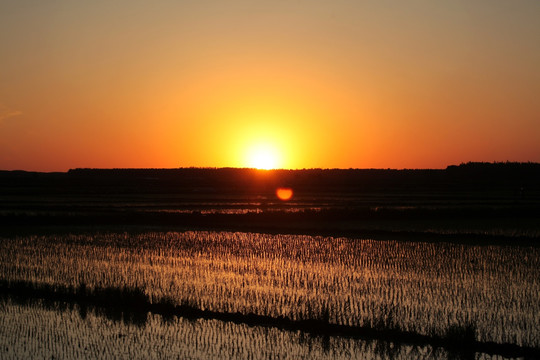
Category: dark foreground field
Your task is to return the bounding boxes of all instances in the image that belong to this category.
[1,163,539,359]
[2,162,540,242]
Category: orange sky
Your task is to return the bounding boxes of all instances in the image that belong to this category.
[1,1,539,171]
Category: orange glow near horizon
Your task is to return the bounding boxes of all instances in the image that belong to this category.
[276,188,293,201]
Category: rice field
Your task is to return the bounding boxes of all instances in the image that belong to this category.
[0,230,539,358]
[0,300,451,360]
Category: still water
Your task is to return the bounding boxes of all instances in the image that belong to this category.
[1,300,466,359]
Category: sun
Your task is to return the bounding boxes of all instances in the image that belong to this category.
[247,143,280,170]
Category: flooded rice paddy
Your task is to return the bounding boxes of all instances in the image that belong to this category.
[1,230,539,358]
[1,300,453,359]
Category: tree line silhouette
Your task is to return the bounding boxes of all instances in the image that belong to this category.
[1,162,539,194]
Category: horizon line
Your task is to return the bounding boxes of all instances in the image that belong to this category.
[2,161,540,174]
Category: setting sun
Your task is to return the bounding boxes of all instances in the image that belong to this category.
[247,143,281,170]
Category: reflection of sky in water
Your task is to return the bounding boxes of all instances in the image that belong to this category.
[0,301,452,359]
[2,232,538,348]
[147,207,328,214]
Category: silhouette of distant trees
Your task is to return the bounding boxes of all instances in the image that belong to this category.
[1,162,539,194]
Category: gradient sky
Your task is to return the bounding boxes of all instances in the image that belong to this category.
[1,1,539,171]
